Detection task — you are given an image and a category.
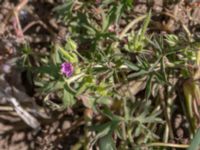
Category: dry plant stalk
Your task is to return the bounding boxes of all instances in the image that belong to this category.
[7,97,40,130]
[0,0,28,35]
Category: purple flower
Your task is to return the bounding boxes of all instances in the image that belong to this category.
[61,62,74,77]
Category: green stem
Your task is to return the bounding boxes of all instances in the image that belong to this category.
[133,142,189,149]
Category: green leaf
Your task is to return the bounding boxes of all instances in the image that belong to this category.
[91,120,119,146]
[127,70,148,78]
[165,34,179,47]
[147,37,163,53]
[124,60,139,71]
[145,75,153,100]
[53,0,74,19]
[65,38,77,51]
[96,83,109,96]
[102,3,123,32]
[76,82,89,96]
[92,122,114,134]
[99,133,116,150]
[76,76,93,96]
[63,84,75,107]
[125,11,151,52]
[57,45,78,63]
[22,43,32,55]
[115,3,124,24]
[51,47,62,64]
[96,96,112,106]
[188,128,200,150]
[140,10,151,41]
[34,64,60,77]
[80,95,95,109]
[102,11,109,32]
[136,56,149,69]
[42,81,64,93]
[154,72,166,84]
[121,0,133,6]
[100,107,122,121]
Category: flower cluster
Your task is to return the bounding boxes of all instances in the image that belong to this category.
[61,62,74,77]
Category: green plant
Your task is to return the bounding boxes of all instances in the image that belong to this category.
[19,0,200,149]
